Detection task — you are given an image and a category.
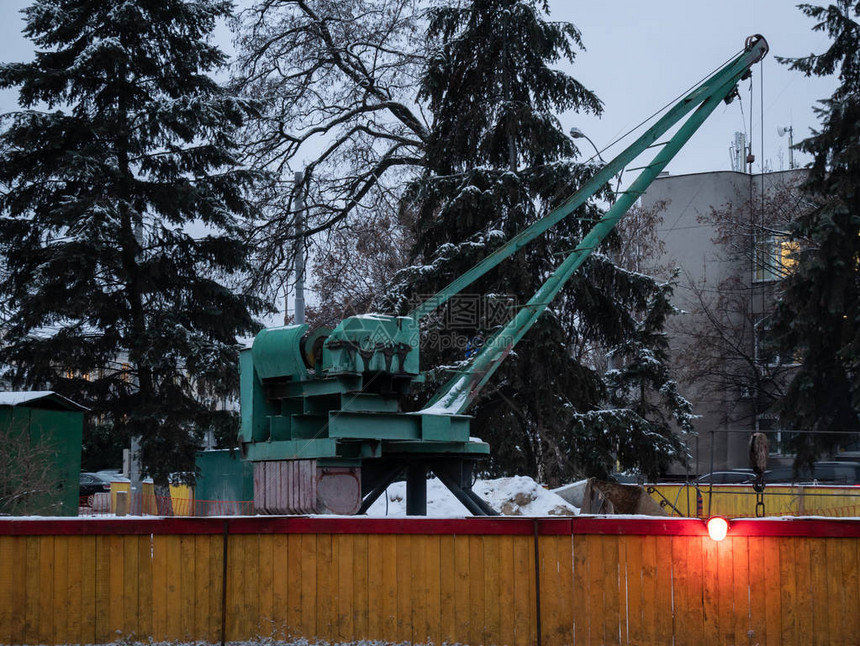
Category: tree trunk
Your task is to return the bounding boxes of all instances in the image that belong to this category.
[154,482,174,516]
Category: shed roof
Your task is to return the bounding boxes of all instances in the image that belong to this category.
[0,391,88,411]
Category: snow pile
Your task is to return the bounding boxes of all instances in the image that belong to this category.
[365,475,579,517]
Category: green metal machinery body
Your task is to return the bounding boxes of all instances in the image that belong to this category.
[240,316,490,515]
[240,36,769,515]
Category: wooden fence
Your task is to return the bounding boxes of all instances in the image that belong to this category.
[1,516,859,645]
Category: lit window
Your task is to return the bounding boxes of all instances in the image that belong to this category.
[779,238,799,273]
[754,234,797,282]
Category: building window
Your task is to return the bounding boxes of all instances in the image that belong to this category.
[754,327,801,368]
[758,414,796,456]
[754,234,798,282]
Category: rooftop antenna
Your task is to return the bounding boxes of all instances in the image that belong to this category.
[730,131,747,172]
[777,125,795,169]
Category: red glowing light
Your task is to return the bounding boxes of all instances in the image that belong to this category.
[707,516,729,541]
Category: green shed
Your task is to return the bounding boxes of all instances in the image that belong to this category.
[0,391,87,516]
[195,448,254,514]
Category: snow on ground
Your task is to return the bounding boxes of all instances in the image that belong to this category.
[365,475,579,517]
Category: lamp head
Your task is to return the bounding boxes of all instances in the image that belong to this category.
[707,516,729,541]
[570,127,585,139]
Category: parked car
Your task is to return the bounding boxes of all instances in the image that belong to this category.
[696,470,755,484]
[79,471,111,500]
[609,471,640,484]
[764,461,860,485]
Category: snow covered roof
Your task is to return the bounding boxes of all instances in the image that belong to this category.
[0,391,88,411]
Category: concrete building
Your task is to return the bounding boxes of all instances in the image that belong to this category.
[641,169,807,475]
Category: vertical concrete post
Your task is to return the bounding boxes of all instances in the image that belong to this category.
[115,491,129,516]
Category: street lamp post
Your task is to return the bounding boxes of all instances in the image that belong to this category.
[570,127,622,200]
[570,127,605,164]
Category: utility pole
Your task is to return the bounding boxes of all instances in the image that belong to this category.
[291,171,306,325]
[778,125,795,170]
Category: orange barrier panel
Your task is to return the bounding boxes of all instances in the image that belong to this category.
[0,516,859,645]
[95,486,254,517]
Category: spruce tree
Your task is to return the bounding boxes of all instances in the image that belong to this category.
[602,277,694,479]
[389,0,690,484]
[771,1,860,466]
[0,0,263,497]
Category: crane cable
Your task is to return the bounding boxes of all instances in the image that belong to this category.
[586,48,746,165]
[562,48,746,212]
[760,55,766,235]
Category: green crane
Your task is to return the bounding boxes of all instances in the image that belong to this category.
[239,35,769,516]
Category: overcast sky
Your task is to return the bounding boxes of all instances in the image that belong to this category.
[0,1,842,321]
[0,0,838,175]
[553,1,837,175]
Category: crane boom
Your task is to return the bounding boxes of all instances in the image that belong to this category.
[423,35,769,415]
[410,35,768,322]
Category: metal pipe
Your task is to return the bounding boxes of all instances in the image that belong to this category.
[293,171,306,325]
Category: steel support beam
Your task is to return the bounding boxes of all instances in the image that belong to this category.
[406,463,428,516]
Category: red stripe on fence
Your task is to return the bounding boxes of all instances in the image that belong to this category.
[3,515,860,537]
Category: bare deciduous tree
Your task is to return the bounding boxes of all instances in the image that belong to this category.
[674,176,813,431]
[233,0,429,299]
[307,184,416,326]
[0,426,63,516]
[677,275,788,428]
[614,200,673,278]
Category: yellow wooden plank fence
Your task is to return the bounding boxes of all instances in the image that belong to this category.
[0,516,858,645]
